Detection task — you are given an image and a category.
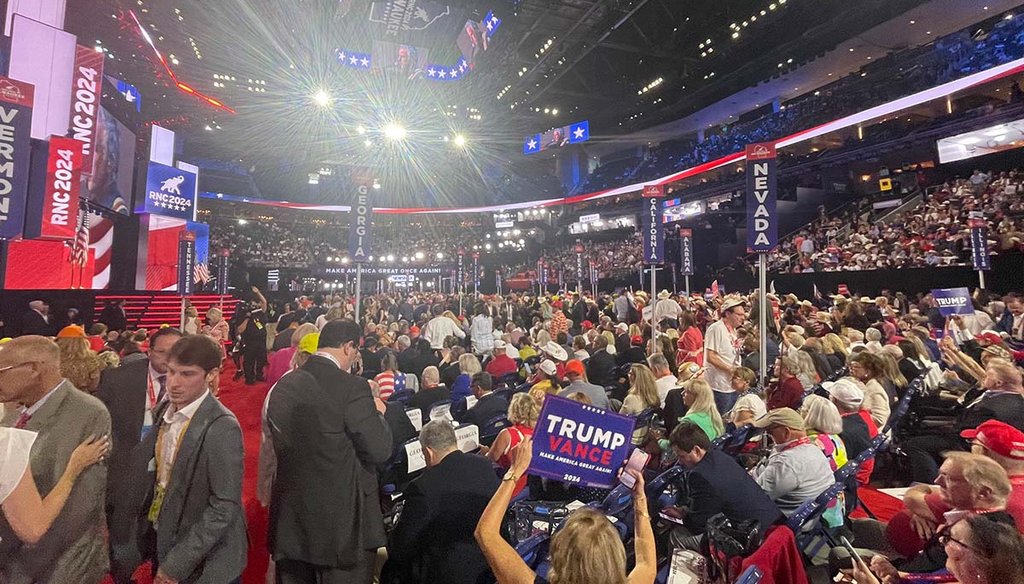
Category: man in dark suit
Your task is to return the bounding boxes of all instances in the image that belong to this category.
[0,336,112,583]
[666,421,783,551]
[20,300,55,337]
[384,420,499,584]
[407,366,451,419]
[460,372,508,428]
[147,335,247,584]
[100,299,129,332]
[267,319,394,584]
[586,336,617,387]
[96,327,183,583]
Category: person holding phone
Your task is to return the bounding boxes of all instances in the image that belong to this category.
[474,437,657,584]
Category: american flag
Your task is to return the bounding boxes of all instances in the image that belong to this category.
[194,262,211,284]
[70,211,89,267]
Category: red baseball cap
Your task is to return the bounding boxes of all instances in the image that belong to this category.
[976,331,1002,345]
[630,335,644,347]
[565,359,586,376]
[961,420,1024,460]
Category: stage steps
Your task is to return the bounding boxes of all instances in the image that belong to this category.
[93,294,240,332]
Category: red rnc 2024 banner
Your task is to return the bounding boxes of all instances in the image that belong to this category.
[40,136,82,241]
[69,45,104,175]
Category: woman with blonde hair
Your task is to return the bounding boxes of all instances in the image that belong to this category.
[202,306,230,359]
[55,326,102,393]
[621,364,661,444]
[266,323,317,387]
[848,351,892,427]
[475,438,656,584]
[481,393,539,496]
[451,352,482,399]
[821,333,849,370]
[182,305,200,335]
[678,378,724,440]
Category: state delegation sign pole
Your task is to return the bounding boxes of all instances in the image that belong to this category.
[642,184,665,356]
[746,143,778,387]
[348,185,373,326]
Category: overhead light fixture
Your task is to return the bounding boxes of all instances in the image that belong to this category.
[453,134,466,147]
[312,89,331,107]
[383,123,407,140]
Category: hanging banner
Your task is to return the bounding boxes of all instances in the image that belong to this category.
[0,77,34,240]
[679,228,694,276]
[348,184,373,262]
[932,287,974,317]
[143,161,197,220]
[641,185,664,264]
[38,136,82,240]
[540,260,548,288]
[529,395,634,488]
[69,45,104,175]
[745,143,777,252]
[969,217,990,271]
[216,249,230,294]
[177,230,196,295]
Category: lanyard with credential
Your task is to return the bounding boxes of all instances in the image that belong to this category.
[148,416,193,523]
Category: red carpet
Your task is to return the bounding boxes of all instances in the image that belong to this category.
[102,361,271,584]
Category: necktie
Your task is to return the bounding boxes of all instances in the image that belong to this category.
[156,376,167,403]
[14,412,31,429]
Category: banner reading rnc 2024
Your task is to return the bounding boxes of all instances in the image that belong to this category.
[745,142,777,253]
[529,395,634,488]
[641,184,664,265]
[348,184,372,263]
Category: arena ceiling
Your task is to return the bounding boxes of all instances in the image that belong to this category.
[67,0,937,204]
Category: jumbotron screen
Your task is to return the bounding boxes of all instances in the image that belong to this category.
[523,120,590,155]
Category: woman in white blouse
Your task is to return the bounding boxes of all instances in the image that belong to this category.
[0,428,108,544]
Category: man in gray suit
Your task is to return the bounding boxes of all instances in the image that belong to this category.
[145,334,247,584]
[0,335,111,583]
[557,359,611,409]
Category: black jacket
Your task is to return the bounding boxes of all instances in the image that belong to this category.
[408,386,452,419]
[586,350,617,387]
[267,355,394,566]
[384,451,499,584]
[459,392,509,428]
[677,449,783,534]
[957,392,1024,434]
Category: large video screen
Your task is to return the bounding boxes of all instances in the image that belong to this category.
[523,120,590,155]
[457,19,490,72]
[372,41,432,79]
[82,107,136,215]
[937,119,1024,164]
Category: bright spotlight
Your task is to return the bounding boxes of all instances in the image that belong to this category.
[383,123,407,140]
[341,257,350,264]
[453,134,467,147]
[356,125,367,134]
[312,90,331,107]
[436,252,444,259]
[415,251,425,260]
[387,254,396,262]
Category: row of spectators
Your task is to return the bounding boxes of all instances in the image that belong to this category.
[769,169,1024,272]
[575,13,1024,196]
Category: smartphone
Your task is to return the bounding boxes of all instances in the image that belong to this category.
[839,536,862,564]
[619,449,651,488]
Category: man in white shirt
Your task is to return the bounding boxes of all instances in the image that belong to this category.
[423,305,466,349]
[653,291,683,330]
[704,298,746,416]
[750,408,833,517]
[647,353,678,408]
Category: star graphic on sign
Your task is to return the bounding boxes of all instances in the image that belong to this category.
[459,62,466,72]
[573,126,585,139]
[337,50,346,61]
[450,68,458,78]
[486,20,494,31]
[360,57,369,67]
[349,55,358,65]
[427,68,437,77]
[439,69,447,78]
[527,138,538,150]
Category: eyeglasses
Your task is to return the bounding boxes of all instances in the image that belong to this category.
[0,362,35,374]
[938,532,985,556]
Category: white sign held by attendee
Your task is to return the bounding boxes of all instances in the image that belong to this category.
[405,408,422,432]
[405,440,426,472]
[456,424,480,452]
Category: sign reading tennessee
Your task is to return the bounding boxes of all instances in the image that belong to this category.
[529,395,634,488]
[143,161,196,220]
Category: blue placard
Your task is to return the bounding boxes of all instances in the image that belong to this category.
[349,185,373,263]
[971,225,990,271]
[931,287,975,317]
[745,143,777,252]
[642,196,664,264]
[0,102,33,239]
[523,133,541,155]
[529,395,634,488]
[143,161,197,220]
